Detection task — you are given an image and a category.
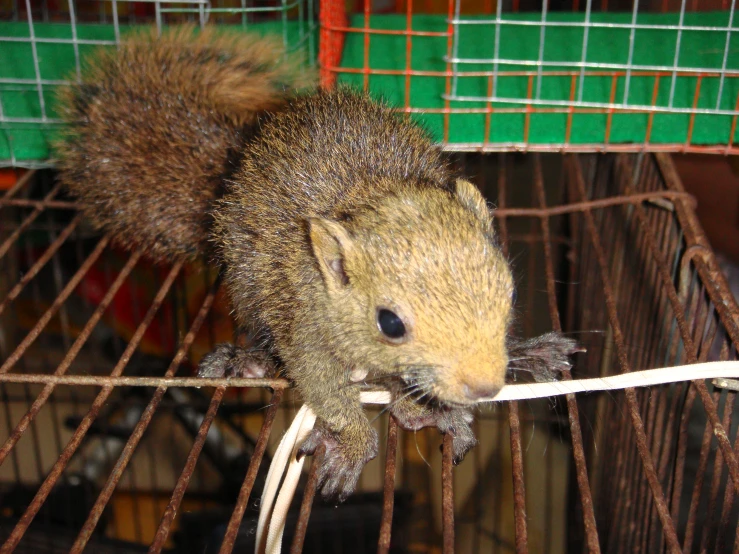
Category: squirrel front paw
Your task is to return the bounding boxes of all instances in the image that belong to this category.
[298,424,379,503]
[197,343,275,379]
[391,400,477,464]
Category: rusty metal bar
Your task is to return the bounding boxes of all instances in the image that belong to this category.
[377,416,399,554]
[219,389,284,554]
[0,213,82,316]
[149,386,226,553]
[441,432,455,554]
[0,197,78,210]
[492,190,695,218]
[698,391,734,553]
[533,154,600,552]
[0,234,111,374]
[0,181,63,261]
[653,154,739,490]
[1,168,37,199]
[495,154,528,553]
[0,250,140,467]
[682,393,717,552]
[0,373,290,389]
[567,155,682,552]
[715,405,739,553]
[290,444,325,554]
[0,261,183,554]
[70,275,223,552]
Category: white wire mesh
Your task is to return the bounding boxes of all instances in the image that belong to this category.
[446,0,739,116]
[0,0,318,168]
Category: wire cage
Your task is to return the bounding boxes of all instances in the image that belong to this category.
[320,0,739,154]
[0,1,739,553]
[0,0,318,168]
[2,155,738,552]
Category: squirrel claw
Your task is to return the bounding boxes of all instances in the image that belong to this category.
[299,425,378,503]
[391,401,477,464]
[197,343,274,379]
[436,408,478,464]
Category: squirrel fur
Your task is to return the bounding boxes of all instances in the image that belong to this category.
[56,26,578,501]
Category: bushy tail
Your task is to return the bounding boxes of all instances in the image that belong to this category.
[56,25,314,261]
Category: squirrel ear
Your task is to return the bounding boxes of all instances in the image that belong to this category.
[308,217,354,290]
[455,179,493,228]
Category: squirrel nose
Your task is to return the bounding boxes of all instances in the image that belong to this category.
[462,383,500,401]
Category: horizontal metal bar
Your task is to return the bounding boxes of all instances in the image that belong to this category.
[446,57,739,77]
[0,36,116,46]
[449,18,738,34]
[440,142,739,154]
[0,373,291,389]
[161,1,303,15]
[443,94,739,116]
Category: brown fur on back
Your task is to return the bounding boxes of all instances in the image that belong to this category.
[214,88,456,341]
[56,25,313,261]
[214,88,514,405]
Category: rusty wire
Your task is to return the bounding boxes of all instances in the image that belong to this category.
[1,155,738,553]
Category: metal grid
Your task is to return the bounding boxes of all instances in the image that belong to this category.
[1,153,738,552]
[0,0,318,168]
[319,0,739,154]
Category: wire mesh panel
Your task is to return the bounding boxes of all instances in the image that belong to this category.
[1,154,738,552]
[320,0,739,153]
[0,0,318,168]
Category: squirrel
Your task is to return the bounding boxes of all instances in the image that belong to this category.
[56,26,579,502]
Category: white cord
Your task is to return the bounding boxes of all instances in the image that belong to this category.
[255,361,739,554]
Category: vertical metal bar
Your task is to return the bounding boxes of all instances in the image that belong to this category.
[377,417,398,554]
[362,0,371,91]
[0,232,109,375]
[716,0,736,111]
[290,445,324,554]
[112,0,120,45]
[67,0,81,81]
[149,387,226,553]
[0,215,81,316]
[622,0,640,107]
[404,0,414,110]
[308,0,316,65]
[24,0,47,121]
[533,155,601,552]
[567,155,682,551]
[534,0,548,101]
[668,0,687,109]
[441,432,455,554]
[576,0,592,103]
[71,276,222,552]
[442,0,455,143]
[0,261,183,554]
[491,0,503,105]
[155,1,162,35]
[698,392,734,553]
[281,0,289,51]
[449,0,462,97]
[496,154,527,552]
[219,389,284,554]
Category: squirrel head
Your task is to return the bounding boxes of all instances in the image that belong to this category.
[309,179,514,406]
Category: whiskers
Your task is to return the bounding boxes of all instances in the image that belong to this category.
[368,370,438,425]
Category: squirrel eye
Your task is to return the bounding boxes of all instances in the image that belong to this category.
[377,309,406,340]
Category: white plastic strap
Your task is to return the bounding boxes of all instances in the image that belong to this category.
[255,361,739,554]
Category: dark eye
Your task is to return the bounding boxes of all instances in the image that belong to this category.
[377,309,406,340]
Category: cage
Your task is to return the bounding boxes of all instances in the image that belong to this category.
[1,1,739,553]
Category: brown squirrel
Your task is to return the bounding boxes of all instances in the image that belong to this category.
[56,26,578,501]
